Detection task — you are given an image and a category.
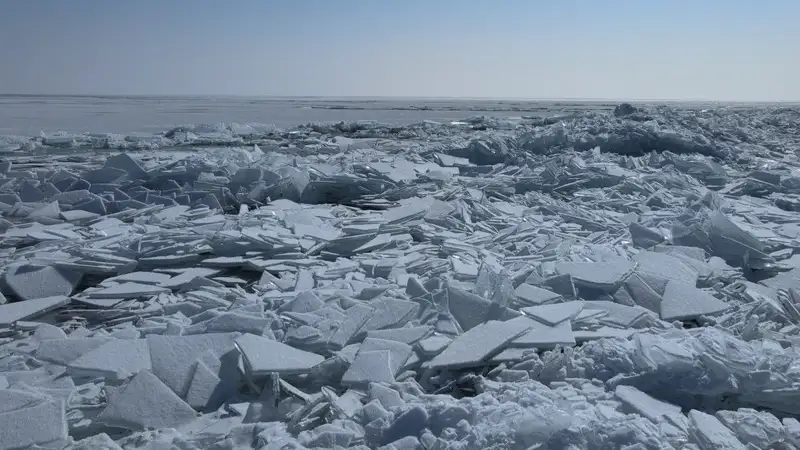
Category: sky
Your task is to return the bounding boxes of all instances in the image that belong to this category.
[0,0,798,101]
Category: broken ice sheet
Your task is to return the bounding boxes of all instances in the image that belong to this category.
[554,260,635,292]
[147,333,239,398]
[67,338,151,380]
[0,397,68,449]
[86,282,170,300]
[1,106,800,448]
[660,280,729,321]
[235,333,325,377]
[0,295,69,326]
[520,301,584,326]
[97,370,198,431]
[512,283,563,307]
[4,265,81,300]
[510,318,576,349]
[428,317,533,370]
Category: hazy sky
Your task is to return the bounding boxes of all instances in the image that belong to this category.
[1,0,797,101]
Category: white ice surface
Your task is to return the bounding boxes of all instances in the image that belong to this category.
[1,104,800,449]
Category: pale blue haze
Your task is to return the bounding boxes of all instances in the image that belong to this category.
[0,0,797,101]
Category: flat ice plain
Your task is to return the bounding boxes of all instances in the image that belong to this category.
[2,96,800,449]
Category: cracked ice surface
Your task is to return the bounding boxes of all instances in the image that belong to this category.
[2,104,800,449]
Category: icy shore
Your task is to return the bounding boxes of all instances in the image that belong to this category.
[2,104,800,449]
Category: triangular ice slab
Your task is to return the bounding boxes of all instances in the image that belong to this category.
[147,333,239,398]
[521,301,584,326]
[97,370,197,430]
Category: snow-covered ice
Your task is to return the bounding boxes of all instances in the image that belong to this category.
[2,103,800,448]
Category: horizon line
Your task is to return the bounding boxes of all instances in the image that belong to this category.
[1,93,799,104]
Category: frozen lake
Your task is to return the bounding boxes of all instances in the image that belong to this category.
[2,97,800,448]
[1,95,629,136]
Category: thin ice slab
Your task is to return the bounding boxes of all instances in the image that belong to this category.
[0,399,68,450]
[0,295,70,326]
[661,281,729,321]
[101,271,173,286]
[4,265,80,300]
[429,317,533,370]
[688,409,747,450]
[235,333,325,377]
[87,282,170,300]
[615,385,683,424]
[35,337,113,365]
[513,283,563,306]
[554,261,635,291]
[520,301,584,326]
[96,370,198,431]
[68,338,151,380]
[341,350,396,386]
[147,333,239,398]
[510,319,576,349]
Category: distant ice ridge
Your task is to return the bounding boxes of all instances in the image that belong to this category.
[0,105,798,160]
[0,122,281,152]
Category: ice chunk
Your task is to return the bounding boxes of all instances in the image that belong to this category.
[429,317,532,370]
[104,152,147,179]
[416,335,452,357]
[36,337,112,365]
[87,282,170,299]
[4,265,80,300]
[329,303,373,350]
[520,301,584,326]
[97,370,198,430]
[359,298,419,333]
[366,326,432,344]
[26,201,61,222]
[279,290,324,313]
[0,399,67,450]
[661,281,729,321]
[102,271,172,286]
[341,350,396,386]
[235,333,325,377]
[634,250,699,285]
[0,295,70,326]
[0,389,47,414]
[715,408,783,448]
[382,202,430,225]
[513,283,563,306]
[688,409,746,450]
[147,333,239,398]
[381,406,429,445]
[185,360,222,411]
[446,285,494,331]
[511,319,575,349]
[70,433,123,450]
[615,385,682,424]
[68,338,151,380]
[555,261,634,291]
[349,337,413,376]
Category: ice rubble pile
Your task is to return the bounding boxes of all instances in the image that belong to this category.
[1,103,799,156]
[1,105,800,449]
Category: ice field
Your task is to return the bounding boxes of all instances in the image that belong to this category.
[1,97,800,449]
